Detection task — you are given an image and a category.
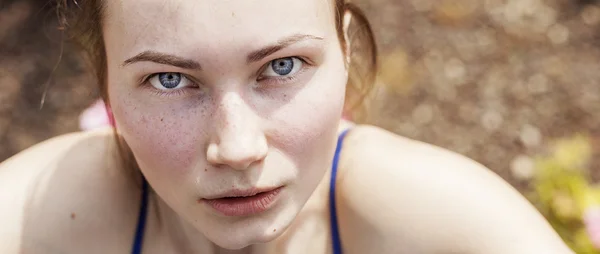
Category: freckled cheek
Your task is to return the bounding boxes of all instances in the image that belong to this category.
[273,77,346,166]
[111,98,208,175]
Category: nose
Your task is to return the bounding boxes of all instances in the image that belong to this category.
[206,91,268,170]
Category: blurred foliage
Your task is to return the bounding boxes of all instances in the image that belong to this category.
[529,134,600,253]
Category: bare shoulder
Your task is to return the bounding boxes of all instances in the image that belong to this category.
[336,125,573,254]
[0,128,140,253]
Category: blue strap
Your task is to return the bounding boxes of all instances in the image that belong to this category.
[329,129,350,254]
[131,178,149,254]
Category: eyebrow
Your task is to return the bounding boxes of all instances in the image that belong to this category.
[123,51,202,69]
[246,34,324,63]
[122,34,324,69]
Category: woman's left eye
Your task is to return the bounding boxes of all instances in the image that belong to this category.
[260,57,303,78]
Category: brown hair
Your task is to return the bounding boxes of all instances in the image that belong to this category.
[57,0,378,176]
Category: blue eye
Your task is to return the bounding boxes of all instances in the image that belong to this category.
[149,72,192,90]
[261,57,303,77]
[271,58,294,75]
[158,73,181,89]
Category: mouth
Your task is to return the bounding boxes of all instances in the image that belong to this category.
[201,187,283,217]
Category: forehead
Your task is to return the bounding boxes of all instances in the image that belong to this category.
[103,0,337,53]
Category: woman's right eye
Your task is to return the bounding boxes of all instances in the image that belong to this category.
[148,72,193,91]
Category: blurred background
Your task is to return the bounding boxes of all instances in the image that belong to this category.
[1,0,600,252]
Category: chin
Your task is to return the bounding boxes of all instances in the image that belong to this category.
[205,202,300,250]
[213,240,254,251]
[208,225,283,250]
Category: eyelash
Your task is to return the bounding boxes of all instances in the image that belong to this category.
[146,85,190,98]
[139,73,199,98]
[257,57,310,85]
[140,56,311,97]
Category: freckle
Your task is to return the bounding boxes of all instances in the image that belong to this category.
[70,213,76,220]
[160,118,164,122]
[204,168,207,172]
[273,229,276,232]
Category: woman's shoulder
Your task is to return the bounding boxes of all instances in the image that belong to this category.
[338,124,488,184]
[336,124,572,254]
[0,128,140,253]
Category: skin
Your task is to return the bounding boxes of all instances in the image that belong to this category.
[106,0,346,249]
[0,0,575,253]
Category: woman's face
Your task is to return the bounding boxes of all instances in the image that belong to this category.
[103,0,347,249]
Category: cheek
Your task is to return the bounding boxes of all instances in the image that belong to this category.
[109,90,208,176]
[269,61,347,171]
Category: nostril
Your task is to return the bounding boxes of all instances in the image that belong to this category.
[206,143,221,165]
[205,139,268,171]
[218,154,259,171]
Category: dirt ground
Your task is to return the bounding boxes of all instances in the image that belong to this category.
[2,0,600,192]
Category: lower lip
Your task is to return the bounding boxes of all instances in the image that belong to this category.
[203,187,283,217]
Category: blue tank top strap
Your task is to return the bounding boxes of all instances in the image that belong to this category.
[131,178,149,254]
[329,128,351,254]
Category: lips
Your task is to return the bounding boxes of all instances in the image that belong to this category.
[201,187,283,217]
[205,187,280,199]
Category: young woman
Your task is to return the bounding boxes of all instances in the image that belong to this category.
[0,0,574,253]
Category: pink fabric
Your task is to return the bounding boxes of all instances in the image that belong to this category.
[584,206,600,249]
[79,100,114,131]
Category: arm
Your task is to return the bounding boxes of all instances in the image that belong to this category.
[0,128,137,253]
[336,126,574,254]
[0,134,73,253]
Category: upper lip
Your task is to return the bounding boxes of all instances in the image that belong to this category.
[203,186,281,200]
